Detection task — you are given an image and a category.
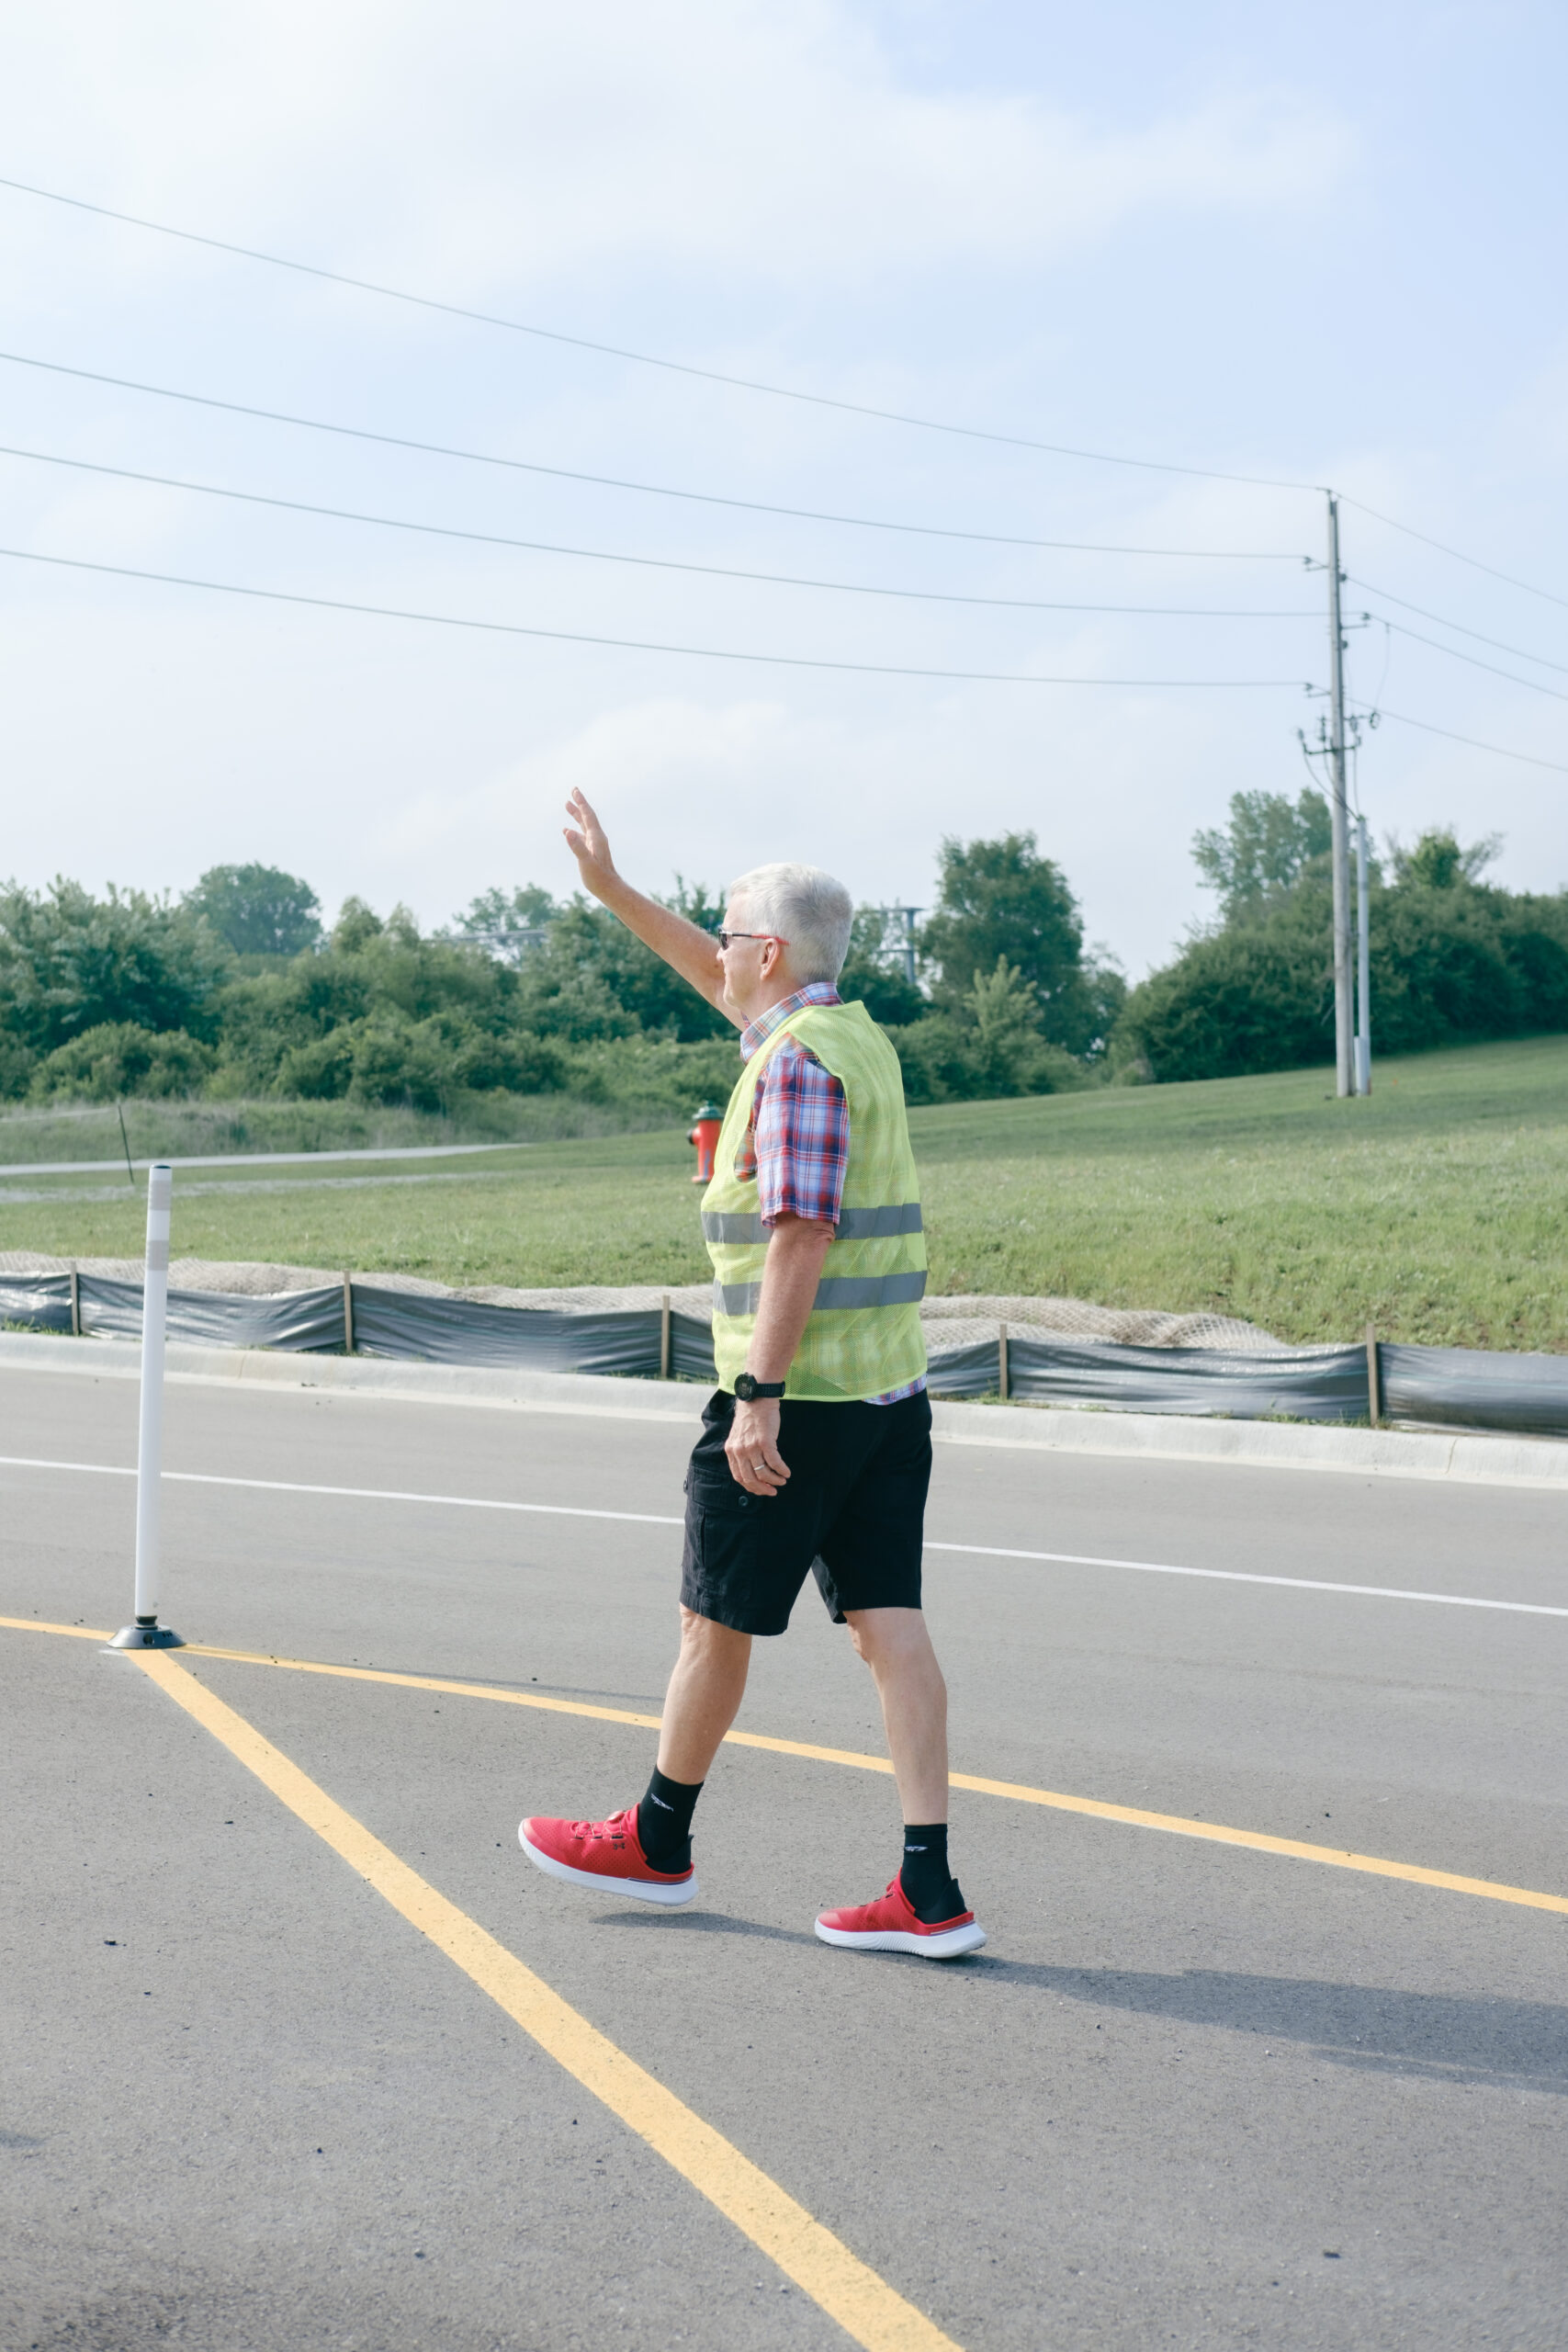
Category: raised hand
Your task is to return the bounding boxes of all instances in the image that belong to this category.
[562,787,616,894]
[558,786,735,1020]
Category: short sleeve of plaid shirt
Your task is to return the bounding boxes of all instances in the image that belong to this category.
[735,1036,850,1228]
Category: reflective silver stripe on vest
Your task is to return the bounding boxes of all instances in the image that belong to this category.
[837,1203,923,1239]
[713,1270,928,1317]
[702,1202,923,1246]
[702,1211,766,1244]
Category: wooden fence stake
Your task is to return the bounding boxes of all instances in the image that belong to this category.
[998,1320,1010,1403]
[69,1263,81,1338]
[343,1272,355,1356]
[1366,1321,1381,1426]
[660,1292,672,1381]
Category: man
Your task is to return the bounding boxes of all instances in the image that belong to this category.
[519,788,985,1960]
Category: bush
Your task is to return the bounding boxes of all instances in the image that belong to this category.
[1114,848,1568,1081]
[886,962,1092,1103]
[0,1032,36,1101]
[0,879,231,1053]
[1111,920,1334,1082]
[29,1023,217,1102]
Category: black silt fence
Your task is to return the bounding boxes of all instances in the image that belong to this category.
[924,1335,1371,1420]
[5,1272,1567,1435]
[1380,1343,1568,1438]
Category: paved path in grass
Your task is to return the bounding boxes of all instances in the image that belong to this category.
[0,1139,530,1180]
[5,1363,1566,2351]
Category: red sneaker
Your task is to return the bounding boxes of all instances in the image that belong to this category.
[518,1808,697,1906]
[816,1878,987,1959]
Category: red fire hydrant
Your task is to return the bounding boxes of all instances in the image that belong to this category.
[688,1102,724,1184]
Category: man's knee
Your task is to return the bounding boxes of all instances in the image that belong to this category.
[678,1606,750,1663]
[845,1605,930,1669]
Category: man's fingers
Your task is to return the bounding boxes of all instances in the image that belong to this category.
[566,786,603,841]
[726,1446,789,1498]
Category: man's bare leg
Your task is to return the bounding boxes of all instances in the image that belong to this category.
[845,1607,950,1821]
[656,1607,753,1783]
[814,1604,981,1949]
[518,1608,747,1900]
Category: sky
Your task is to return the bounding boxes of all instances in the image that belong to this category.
[1,1,1564,978]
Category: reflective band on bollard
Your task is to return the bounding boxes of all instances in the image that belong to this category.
[110,1162,185,1651]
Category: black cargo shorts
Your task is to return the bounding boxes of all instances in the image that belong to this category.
[679,1387,932,1637]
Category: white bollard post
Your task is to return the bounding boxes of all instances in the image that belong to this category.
[110,1163,185,1650]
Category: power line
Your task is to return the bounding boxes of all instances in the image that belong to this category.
[1347,576,1568,676]
[1364,615,1568,703]
[1340,495,1568,613]
[0,172,1315,492]
[0,350,1307,561]
[0,542,1310,688]
[0,443,1318,621]
[14,181,1560,618]
[1350,701,1568,775]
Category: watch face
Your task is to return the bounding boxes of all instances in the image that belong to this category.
[734,1374,755,1400]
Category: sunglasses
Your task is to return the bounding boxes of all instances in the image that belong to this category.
[716,930,789,950]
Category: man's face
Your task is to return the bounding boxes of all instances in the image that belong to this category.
[717,898,784,1019]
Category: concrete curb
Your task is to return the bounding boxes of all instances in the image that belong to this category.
[6,1329,1568,1491]
[0,1329,704,1424]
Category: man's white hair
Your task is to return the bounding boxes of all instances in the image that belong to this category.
[728,862,853,984]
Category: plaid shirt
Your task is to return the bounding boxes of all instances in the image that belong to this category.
[734,982,924,1403]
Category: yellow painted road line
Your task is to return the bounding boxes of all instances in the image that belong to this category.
[5,1616,1567,1918]
[186,1643,665,1730]
[174,1639,1568,1922]
[0,1615,111,1639]
[130,1650,960,2352]
[941,1769,1568,1916]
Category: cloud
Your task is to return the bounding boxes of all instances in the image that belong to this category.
[384,695,792,865]
[0,2,1347,307]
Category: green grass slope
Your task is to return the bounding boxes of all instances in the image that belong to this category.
[2,1035,1563,1350]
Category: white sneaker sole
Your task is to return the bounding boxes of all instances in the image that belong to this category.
[815,1917,987,1958]
[518,1824,698,1906]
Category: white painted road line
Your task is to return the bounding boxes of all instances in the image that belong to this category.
[6,1453,1566,1621]
[0,1454,682,1528]
[923,1541,1568,1617]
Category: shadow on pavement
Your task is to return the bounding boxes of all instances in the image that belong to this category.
[591,1910,1568,2091]
[592,1907,819,1949]
[968,1960,1568,2093]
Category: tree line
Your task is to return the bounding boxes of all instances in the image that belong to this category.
[0,836,1123,1117]
[3,806,1563,1120]
[1111,792,1568,1081]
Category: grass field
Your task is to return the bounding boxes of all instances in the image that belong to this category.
[3,1035,1564,1349]
[0,1090,671,1169]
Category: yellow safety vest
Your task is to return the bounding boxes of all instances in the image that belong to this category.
[703,1000,928,1401]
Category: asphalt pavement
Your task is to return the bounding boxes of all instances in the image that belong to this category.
[4,1358,1566,2351]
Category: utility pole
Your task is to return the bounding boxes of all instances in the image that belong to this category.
[1355,813,1371,1094]
[1326,494,1355,1096]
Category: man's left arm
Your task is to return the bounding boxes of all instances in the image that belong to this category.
[725,1042,848,1497]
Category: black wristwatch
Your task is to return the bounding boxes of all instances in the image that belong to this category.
[733,1373,786,1402]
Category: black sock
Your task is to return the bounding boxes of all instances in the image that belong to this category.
[899,1824,964,1924]
[637,1768,703,1871]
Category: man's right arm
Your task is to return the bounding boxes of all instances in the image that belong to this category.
[561,787,739,1027]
